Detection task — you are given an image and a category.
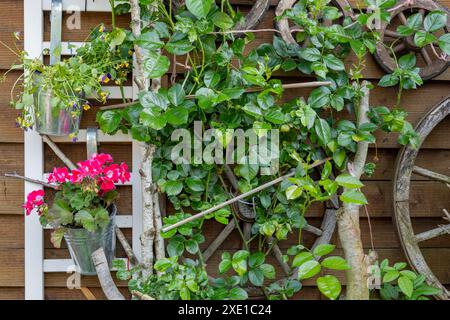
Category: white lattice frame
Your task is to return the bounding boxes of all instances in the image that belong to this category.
[24,0,142,300]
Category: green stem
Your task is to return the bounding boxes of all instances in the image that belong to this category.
[109,0,116,29]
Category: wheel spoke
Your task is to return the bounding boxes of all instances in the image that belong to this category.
[393,42,406,54]
[270,239,292,276]
[384,29,402,38]
[413,166,450,184]
[398,12,408,25]
[415,224,450,242]
[202,219,236,262]
[304,224,323,236]
[420,48,433,66]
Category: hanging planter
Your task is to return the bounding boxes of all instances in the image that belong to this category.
[33,72,83,136]
[22,153,131,275]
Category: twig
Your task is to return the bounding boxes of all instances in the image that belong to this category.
[41,135,76,170]
[162,157,331,233]
[115,226,139,266]
[131,290,155,300]
[4,172,60,189]
[100,81,332,111]
[210,28,304,35]
[92,248,125,300]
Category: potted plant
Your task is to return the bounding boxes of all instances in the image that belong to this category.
[23,153,131,275]
[2,25,132,138]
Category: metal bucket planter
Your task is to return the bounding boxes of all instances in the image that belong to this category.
[33,74,82,136]
[64,205,116,275]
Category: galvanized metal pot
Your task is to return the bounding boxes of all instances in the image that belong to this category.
[33,73,82,136]
[64,204,116,275]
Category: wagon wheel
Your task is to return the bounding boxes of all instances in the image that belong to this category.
[393,96,450,300]
[167,0,270,31]
[275,0,354,48]
[202,163,339,297]
[374,0,450,81]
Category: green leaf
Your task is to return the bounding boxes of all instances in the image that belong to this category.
[228,287,248,300]
[186,0,213,19]
[167,238,184,256]
[249,252,265,268]
[313,244,336,257]
[93,207,110,228]
[383,270,400,283]
[165,180,183,196]
[292,252,314,267]
[97,111,122,133]
[297,104,316,129]
[406,12,423,30]
[185,239,199,254]
[165,38,194,55]
[317,275,341,300]
[413,285,442,296]
[185,177,205,192]
[398,275,414,298]
[144,52,170,79]
[249,268,264,286]
[308,87,330,109]
[314,118,331,146]
[297,260,321,280]
[414,30,436,47]
[299,48,321,62]
[165,107,189,125]
[323,54,345,71]
[438,33,450,55]
[260,264,275,279]
[333,149,346,167]
[154,258,172,272]
[264,109,285,124]
[109,28,126,48]
[424,11,447,32]
[398,53,416,69]
[378,74,399,87]
[335,173,364,189]
[321,256,350,270]
[140,109,167,130]
[219,259,232,274]
[286,185,302,200]
[50,199,73,225]
[339,189,368,205]
[136,30,164,50]
[212,11,234,30]
[74,210,95,232]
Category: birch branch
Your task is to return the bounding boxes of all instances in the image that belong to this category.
[337,80,371,300]
[41,135,76,170]
[162,157,331,233]
[99,81,332,111]
[115,226,139,266]
[4,172,60,189]
[92,248,125,300]
[132,290,155,300]
[130,0,147,92]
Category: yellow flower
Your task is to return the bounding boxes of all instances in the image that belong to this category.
[83,104,91,111]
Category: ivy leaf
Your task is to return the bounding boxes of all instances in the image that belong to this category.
[323,54,345,71]
[97,111,122,134]
[168,84,186,106]
[317,275,342,300]
[339,189,368,205]
[378,74,399,87]
[249,252,265,268]
[185,239,199,254]
[335,173,364,189]
[144,52,170,79]
[140,109,167,130]
[321,256,350,270]
[383,270,400,283]
[406,12,423,30]
[398,275,414,298]
[249,268,264,286]
[260,264,276,279]
[139,91,168,110]
[165,38,195,55]
[185,177,205,192]
[438,33,450,55]
[314,118,332,145]
[165,107,189,125]
[286,185,302,200]
[424,11,447,32]
[186,0,213,19]
[164,180,183,196]
[297,260,321,280]
[212,11,234,30]
[219,258,232,274]
[298,104,316,129]
[292,252,313,267]
[333,149,346,167]
[229,287,248,300]
[167,237,185,256]
[136,30,164,50]
[154,258,172,272]
[264,109,285,124]
[414,30,436,47]
[398,53,416,70]
[313,244,335,257]
[308,86,330,109]
[299,48,321,62]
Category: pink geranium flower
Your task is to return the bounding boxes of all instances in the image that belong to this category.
[48,167,69,183]
[22,190,46,215]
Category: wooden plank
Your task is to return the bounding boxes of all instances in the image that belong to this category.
[0,215,24,249]
[0,0,23,70]
[44,286,131,300]
[0,287,23,300]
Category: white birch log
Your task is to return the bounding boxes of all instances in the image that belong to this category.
[92,248,125,300]
[337,81,371,300]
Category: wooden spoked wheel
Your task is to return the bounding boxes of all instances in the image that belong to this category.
[167,0,270,31]
[275,0,354,48]
[374,0,450,81]
[393,97,450,300]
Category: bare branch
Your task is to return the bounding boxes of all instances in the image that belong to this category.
[41,135,76,170]
[92,248,125,300]
[4,172,60,189]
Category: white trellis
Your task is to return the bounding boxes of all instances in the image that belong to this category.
[24,0,142,299]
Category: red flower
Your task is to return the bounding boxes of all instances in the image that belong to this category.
[119,163,131,183]
[69,169,84,183]
[94,153,113,165]
[48,167,69,183]
[23,190,46,215]
[100,179,115,193]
